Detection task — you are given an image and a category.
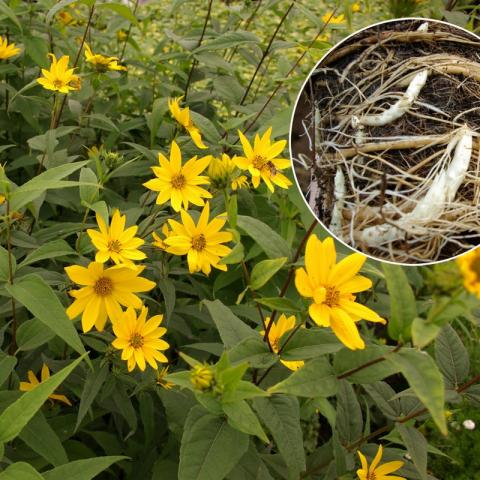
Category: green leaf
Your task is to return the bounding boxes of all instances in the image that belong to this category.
[333,345,399,384]
[237,216,290,259]
[194,31,259,53]
[362,382,401,419]
[19,412,68,467]
[280,327,342,360]
[253,396,305,480]
[254,296,302,313]
[45,0,78,24]
[0,245,15,282]
[18,239,76,269]
[9,161,88,211]
[0,355,86,442]
[6,274,87,357]
[97,3,139,26]
[434,324,469,388]
[249,257,287,290]
[0,0,22,33]
[42,456,127,480]
[396,424,428,480]
[203,299,256,348]
[411,317,441,349]
[228,336,276,369]
[178,407,249,480]
[0,462,43,480]
[76,363,109,430]
[0,354,17,387]
[386,349,446,434]
[148,98,166,147]
[79,168,99,204]
[222,380,269,403]
[223,400,268,442]
[269,357,338,397]
[336,380,363,444]
[16,318,56,352]
[382,263,416,341]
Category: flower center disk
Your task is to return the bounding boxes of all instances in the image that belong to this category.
[470,256,480,281]
[129,333,144,349]
[171,173,186,189]
[108,239,122,253]
[191,234,207,251]
[252,155,265,170]
[93,276,113,296]
[325,286,340,307]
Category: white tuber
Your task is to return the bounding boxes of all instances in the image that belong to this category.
[356,69,428,127]
[359,127,473,247]
[329,167,346,237]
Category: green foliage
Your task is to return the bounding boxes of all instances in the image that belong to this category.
[0,0,478,478]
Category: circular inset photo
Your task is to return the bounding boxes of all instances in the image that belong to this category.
[290,18,480,265]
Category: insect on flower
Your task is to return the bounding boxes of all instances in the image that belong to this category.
[234,127,292,192]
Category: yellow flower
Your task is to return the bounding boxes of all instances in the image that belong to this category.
[84,43,127,71]
[112,306,169,372]
[190,364,214,390]
[86,144,104,159]
[234,127,292,192]
[208,153,249,191]
[152,223,172,251]
[352,2,361,12]
[322,12,345,24]
[87,210,146,266]
[0,194,5,205]
[295,234,385,350]
[143,140,212,212]
[357,445,405,480]
[37,53,80,93]
[19,364,71,406]
[58,11,76,26]
[168,96,208,149]
[117,30,128,42]
[232,175,248,190]
[261,314,304,371]
[65,262,156,332]
[164,202,233,275]
[156,366,174,389]
[457,248,480,297]
[0,36,20,60]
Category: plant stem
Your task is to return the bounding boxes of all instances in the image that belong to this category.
[52,3,95,133]
[238,17,334,139]
[336,344,402,380]
[236,1,295,110]
[75,207,91,252]
[241,260,273,352]
[6,199,17,355]
[226,0,263,63]
[262,218,317,342]
[184,0,213,101]
[119,0,140,61]
[301,368,480,478]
